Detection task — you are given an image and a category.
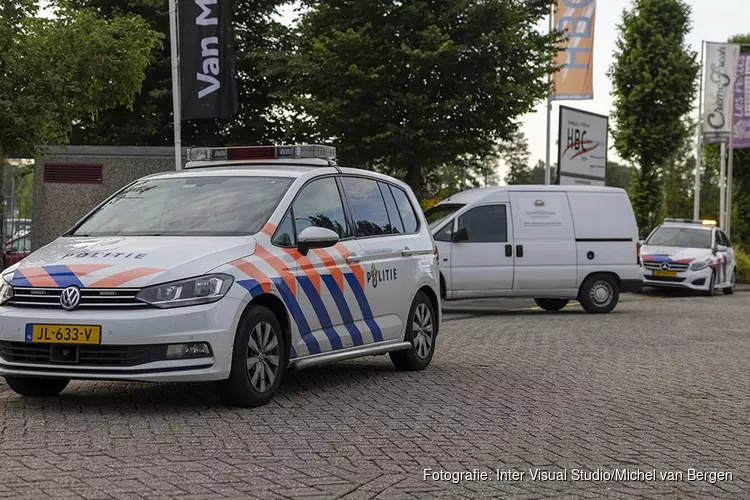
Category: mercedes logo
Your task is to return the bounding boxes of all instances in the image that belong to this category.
[60,286,81,311]
[660,262,670,271]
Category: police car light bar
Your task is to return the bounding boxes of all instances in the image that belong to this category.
[664,218,702,225]
[187,145,336,162]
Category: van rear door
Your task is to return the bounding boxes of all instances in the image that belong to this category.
[508,191,577,291]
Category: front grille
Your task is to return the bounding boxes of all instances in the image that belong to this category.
[643,262,690,272]
[0,342,169,367]
[7,288,145,309]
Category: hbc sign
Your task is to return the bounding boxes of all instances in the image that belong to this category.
[557,106,608,186]
[179,0,239,120]
[552,0,596,101]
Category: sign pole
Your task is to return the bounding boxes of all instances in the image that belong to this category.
[693,41,705,221]
[169,0,182,171]
[727,127,734,237]
[545,3,554,185]
[719,142,727,229]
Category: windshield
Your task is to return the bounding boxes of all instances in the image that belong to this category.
[71,176,292,237]
[646,226,712,249]
[424,203,465,230]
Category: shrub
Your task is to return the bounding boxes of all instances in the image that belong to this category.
[735,246,750,284]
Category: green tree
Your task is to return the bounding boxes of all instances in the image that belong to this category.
[605,161,633,190]
[502,131,533,185]
[608,0,699,235]
[0,1,160,261]
[63,0,291,147]
[290,0,560,198]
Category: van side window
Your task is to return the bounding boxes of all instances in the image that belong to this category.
[292,177,350,238]
[457,205,507,243]
[342,177,391,237]
[379,182,405,234]
[390,186,419,233]
[434,222,453,242]
[273,211,296,247]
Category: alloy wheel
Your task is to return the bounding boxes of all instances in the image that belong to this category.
[246,321,280,393]
[412,303,434,360]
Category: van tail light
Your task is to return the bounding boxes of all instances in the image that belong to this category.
[636,242,641,265]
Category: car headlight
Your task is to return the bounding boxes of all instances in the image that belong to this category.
[136,274,234,308]
[0,273,14,306]
[690,260,710,271]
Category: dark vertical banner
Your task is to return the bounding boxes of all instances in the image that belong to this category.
[179,0,238,120]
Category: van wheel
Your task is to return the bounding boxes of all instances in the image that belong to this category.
[579,274,619,314]
[723,269,736,295]
[534,298,569,311]
[219,305,286,407]
[5,376,69,397]
[390,291,437,371]
[703,270,716,297]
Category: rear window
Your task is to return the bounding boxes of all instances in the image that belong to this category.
[390,186,419,233]
[71,176,292,237]
[646,226,712,248]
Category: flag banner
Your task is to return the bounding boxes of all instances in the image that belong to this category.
[703,42,740,144]
[180,0,238,121]
[556,106,608,185]
[733,53,750,149]
[551,0,596,101]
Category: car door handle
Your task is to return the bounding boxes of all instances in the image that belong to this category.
[516,245,524,258]
[505,244,512,257]
[401,247,415,257]
[346,253,362,264]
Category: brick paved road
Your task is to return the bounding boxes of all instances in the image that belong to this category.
[0,292,748,499]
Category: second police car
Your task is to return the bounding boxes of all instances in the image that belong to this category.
[0,145,441,407]
[640,218,736,296]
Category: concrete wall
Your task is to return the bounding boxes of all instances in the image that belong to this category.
[32,146,187,250]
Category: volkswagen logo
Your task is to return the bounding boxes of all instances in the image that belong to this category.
[660,262,670,271]
[60,286,81,311]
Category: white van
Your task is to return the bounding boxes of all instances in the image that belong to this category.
[426,186,642,313]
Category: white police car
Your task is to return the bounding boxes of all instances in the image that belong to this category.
[0,145,440,407]
[640,219,736,296]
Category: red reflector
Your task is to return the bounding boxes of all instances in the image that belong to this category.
[434,244,439,260]
[227,147,276,160]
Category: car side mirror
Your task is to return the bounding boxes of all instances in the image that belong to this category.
[453,227,469,243]
[297,226,339,255]
[716,244,728,253]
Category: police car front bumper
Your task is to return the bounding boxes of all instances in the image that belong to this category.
[640,266,713,291]
[0,294,245,383]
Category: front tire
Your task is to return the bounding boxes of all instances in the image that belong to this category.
[703,270,716,297]
[723,269,736,295]
[5,376,69,397]
[219,305,286,407]
[578,274,620,314]
[534,298,570,311]
[390,291,437,371]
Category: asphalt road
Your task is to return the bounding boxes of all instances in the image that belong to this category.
[0,289,748,499]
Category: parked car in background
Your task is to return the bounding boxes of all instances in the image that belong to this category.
[4,219,31,243]
[3,232,31,269]
[640,219,735,296]
[426,185,642,314]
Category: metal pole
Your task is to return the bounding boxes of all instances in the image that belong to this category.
[169,0,182,171]
[544,3,554,185]
[719,142,727,229]
[693,41,705,220]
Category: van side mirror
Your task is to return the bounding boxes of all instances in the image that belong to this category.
[453,227,469,243]
[297,226,339,255]
[716,244,728,253]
